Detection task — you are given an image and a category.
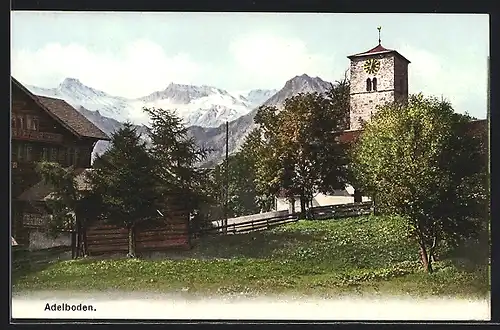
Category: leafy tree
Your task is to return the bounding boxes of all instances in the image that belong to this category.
[351,94,488,273]
[212,152,260,218]
[88,122,159,257]
[252,79,351,217]
[252,106,287,212]
[36,162,100,258]
[142,107,211,232]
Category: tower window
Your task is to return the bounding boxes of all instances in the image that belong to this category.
[366,78,372,92]
[372,78,378,91]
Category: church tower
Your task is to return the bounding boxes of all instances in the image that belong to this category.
[347,28,411,130]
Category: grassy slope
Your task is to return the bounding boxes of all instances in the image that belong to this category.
[12,215,490,298]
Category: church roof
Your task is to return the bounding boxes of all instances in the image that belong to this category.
[347,44,411,63]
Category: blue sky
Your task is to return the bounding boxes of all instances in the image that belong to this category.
[11,12,489,118]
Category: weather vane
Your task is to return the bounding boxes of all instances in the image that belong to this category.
[377,26,382,45]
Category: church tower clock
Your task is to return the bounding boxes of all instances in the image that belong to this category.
[347,27,411,130]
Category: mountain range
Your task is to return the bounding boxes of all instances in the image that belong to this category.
[25,74,333,166]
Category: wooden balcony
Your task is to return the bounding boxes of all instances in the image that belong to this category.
[12,129,63,143]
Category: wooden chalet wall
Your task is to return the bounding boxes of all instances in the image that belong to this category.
[86,198,192,255]
[11,78,109,247]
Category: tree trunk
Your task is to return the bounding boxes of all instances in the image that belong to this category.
[75,219,82,259]
[299,195,307,219]
[428,236,438,263]
[81,222,88,257]
[354,189,362,203]
[128,225,136,258]
[75,215,88,258]
[288,197,295,214]
[71,230,77,259]
[419,241,433,273]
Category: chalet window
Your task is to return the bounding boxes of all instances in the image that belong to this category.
[42,147,49,161]
[58,147,67,165]
[25,144,33,161]
[366,78,372,92]
[17,144,24,161]
[32,117,39,131]
[372,78,378,91]
[26,115,32,131]
[50,147,58,162]
[67,147,75,165]
[16,116,23,130]
[11,117,16,129]
[12,143,18,161]
[74,148,80,167]
[26,116,39,131]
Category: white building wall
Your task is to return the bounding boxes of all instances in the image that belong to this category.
[274,192,371,212]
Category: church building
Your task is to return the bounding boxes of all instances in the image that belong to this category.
[275,29,487,211]
[347,37,410,130]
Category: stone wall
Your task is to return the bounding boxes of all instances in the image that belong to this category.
[393,55,409,103]
[350,90,395,129]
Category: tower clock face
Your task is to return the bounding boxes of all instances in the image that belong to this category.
[363,58,381,75]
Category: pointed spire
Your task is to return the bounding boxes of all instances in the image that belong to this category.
[377,26,382,45]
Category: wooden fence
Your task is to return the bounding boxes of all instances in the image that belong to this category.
[308,201,373,220]
[200,212,299,235]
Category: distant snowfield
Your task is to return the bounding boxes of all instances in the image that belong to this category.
[26,79,266,128]
[12,291,490,320]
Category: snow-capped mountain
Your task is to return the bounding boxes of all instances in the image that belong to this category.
[263,74,332,106]
[234,89,278,108]
[137,83,252,127]
[27,78,258,128]
[27,78,138,123]
[24,74,333,165]
[187,74,334,167]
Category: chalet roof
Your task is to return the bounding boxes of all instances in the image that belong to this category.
[17,168,93,202]
[11,77,110,141]
[347,43,411,63]
[36,96,110,141]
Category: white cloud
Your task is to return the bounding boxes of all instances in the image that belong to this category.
[398,44,487,116]
[10,36,487,119]
[228,34,338,89]
[11,40,203,98]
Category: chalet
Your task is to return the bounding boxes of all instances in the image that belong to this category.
[11,77,110,247]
